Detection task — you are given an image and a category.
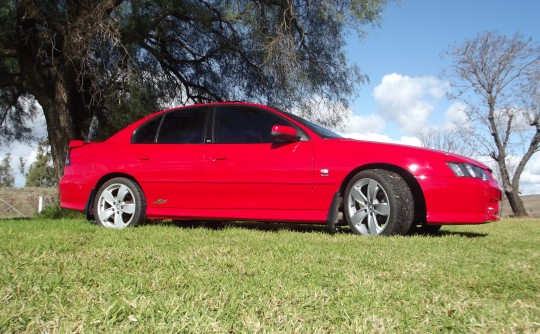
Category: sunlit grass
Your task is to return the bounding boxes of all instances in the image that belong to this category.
[1,218,539,333]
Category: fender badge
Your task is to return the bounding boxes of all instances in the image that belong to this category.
[153,199,168,205]
[320,169,329,177]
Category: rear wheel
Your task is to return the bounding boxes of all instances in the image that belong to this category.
[94,177,147,229]
[344,169,414,236]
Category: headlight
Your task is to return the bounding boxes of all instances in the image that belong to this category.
[447,162,491,181]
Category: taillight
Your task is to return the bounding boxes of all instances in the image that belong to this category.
[65,140,84,167]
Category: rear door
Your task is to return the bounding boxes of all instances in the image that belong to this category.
[130,107,209,209]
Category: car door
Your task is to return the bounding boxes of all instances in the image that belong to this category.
[205,105,314,212]
[130,107,209,209]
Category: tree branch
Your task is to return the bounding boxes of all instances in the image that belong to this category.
[502,111,514,148]
[512,128,540,190]
[141,43,223,102]
[0,90,23,127]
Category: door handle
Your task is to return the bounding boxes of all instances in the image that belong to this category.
[211,157,227,162]
[137,157,150,161]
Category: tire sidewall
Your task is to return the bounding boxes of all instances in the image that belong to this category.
[344,169,414,236]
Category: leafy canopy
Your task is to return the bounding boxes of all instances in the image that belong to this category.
[1,0,389,142]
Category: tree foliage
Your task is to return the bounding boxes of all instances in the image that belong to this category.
[444,32,540,216]
[25,139,56,188]
[0,154,15,187]
[0,0,390,183]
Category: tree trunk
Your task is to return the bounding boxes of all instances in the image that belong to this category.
[31,72,87,186]
[505,189,528,217]
[497,152,529,217]
[487,94,529,218]
[41,96,76,187]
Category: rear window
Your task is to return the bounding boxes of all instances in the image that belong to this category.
[132,115,163,144]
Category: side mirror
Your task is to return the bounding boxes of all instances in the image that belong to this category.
[271,125,298,142]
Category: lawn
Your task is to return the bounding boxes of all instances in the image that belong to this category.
[1,218,539,333]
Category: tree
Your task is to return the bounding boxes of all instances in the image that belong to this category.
[25,139,56,187]
[0,0,390,184]
[0,154,15,187]
[444,32,540,216]
[417,126,477,158]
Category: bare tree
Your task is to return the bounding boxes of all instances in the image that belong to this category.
[444,32,540,216]
[417,126,476,158]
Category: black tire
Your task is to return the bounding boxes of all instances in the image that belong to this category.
[344,169,414,236]
[94,177,147,229]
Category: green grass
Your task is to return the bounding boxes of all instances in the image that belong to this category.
[1,219,539,333]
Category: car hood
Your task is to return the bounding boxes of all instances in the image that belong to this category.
[328,138,491,170]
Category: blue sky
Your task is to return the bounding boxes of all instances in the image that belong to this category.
[345,0,539,138]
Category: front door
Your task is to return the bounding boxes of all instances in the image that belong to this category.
[205,106,313,213]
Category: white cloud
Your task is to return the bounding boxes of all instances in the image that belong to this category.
[343,132,422,147]
[373,73,449,134]
[399,136,423,147]
[345,114,385,134]
[519,154,540,194]
[444,102,468,128]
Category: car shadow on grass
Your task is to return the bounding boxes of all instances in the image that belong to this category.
[157,220,488,238]
[159,220,338,234]
[435,230,488,238]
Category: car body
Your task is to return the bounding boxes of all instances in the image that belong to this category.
[60,102,502,235]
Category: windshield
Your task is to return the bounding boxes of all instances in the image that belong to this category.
[282,111,343,139]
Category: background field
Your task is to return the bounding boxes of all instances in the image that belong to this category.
[1,187,540,218]
[0,188,57,219]
[1,218,538,333]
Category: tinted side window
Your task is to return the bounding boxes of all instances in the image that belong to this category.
[132,115,163,144]
[157,108,207,144]
[214,107,295,144]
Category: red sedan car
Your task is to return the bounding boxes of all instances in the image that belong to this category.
[60,102,502,235]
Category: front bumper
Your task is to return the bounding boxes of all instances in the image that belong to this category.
[419,175,502,224]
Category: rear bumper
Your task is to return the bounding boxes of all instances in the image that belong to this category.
[59,173,93,212]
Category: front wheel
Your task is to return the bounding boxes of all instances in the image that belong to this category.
[344,169,414,236]
[94,177,147,229]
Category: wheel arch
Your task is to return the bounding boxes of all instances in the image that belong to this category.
[85,172,143,220]
[339,163,427,225]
